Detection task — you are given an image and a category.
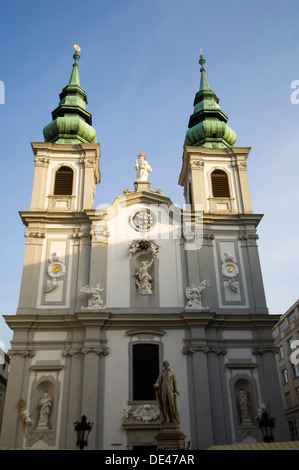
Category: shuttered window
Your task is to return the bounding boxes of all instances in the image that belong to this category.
[54,166,73,195]
[211,169,230,197]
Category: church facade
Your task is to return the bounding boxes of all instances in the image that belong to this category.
[0,49,287,450]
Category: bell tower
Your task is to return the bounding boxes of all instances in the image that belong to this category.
[30,47,100,214]
[179,53,252,215]
[179,52,268,314]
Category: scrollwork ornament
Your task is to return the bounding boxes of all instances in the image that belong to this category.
[45,252,65,293]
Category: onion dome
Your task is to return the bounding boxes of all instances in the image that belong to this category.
[43,47,97,144]
[184,53,237,148]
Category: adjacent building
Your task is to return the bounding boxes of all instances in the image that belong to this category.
[0,49,288,449]
[272,300,299,440]
[0,351,10,436]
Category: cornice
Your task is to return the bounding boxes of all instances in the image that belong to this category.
[19,210,92,227]
[179,146,252,185]
[4,312,279,335]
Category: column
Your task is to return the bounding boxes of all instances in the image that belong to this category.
[182,313,214,449]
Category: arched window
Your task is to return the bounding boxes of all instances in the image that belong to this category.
[54,166,73,195]
[132,343,159,401]
[211,169,230,197]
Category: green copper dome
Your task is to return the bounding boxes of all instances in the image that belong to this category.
[43,49,97,144]
[184,54,237,148]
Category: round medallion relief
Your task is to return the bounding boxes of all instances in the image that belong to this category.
[130,209,156,232]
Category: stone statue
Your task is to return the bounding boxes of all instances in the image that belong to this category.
[135,153,152,181]
[37,391,53,428]
[185,281,207,310]
[80,283,105,309]
[154,361,180,424]
[255,403,266,422]
[135,259,154,295]
[239,389,252,424]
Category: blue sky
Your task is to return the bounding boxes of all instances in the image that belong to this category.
[0,0,299,351]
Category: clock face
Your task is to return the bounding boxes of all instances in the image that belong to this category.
[130,209,156,232]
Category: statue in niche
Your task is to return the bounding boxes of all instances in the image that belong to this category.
[154,361,180,424]
[80,283,105,309]
[239,389,252,424]
[185,280,208,310]
[37,391,53,428]
[135,259,154,295]
[135,153,152,181]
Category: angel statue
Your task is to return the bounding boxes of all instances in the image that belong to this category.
[185,280,208,310]
[80,283,105,309]
[135,259,154,295]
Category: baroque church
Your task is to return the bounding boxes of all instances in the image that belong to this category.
[0,48,288,450]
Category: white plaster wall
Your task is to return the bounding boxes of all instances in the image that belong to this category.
[106,202,184,308]
[37,234,74,309]
[102,329,191,449]
[102,330,130,449]
[213,236,249,309]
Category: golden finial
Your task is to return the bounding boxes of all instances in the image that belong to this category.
[138,153,147,159]
[73,44,81,52]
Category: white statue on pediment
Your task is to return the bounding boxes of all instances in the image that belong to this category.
[135,153,152,181]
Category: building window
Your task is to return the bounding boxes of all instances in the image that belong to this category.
[282,368,289,384]
[132,344,159,401]
[289,311,296,324]
[279,346,284,359]
[211,170,230,198]
[296,387,299,401]
[54,166,73,195]
[292,362,299,378]
[285,392,292,408]
[279,321,287,333]
[288,419,299,440]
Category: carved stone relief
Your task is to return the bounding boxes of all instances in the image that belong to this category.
[129,239,159,258]
[221,251,240,294]
[185,280,209,311]
[130,209,156,232]
[80,283,106,310]
[121,404,160,424]
[45,252,65,293]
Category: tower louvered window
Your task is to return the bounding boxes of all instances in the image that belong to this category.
[54,166,73,195]
[211,169,230,197]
